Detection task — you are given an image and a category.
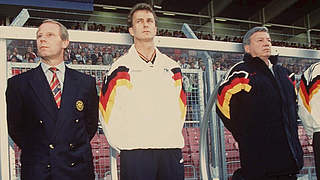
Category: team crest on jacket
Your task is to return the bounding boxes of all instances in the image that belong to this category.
[76,100,84,111]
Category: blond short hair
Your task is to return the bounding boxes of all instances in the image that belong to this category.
[39,19,69,41]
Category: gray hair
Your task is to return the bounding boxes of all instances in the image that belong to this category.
[39,19,69,41]
[243,26,269,46]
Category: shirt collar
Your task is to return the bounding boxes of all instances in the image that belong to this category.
[41,60,65,74]
[130,44,160,65]
[268,59,273,69]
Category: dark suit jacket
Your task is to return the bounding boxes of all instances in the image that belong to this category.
[6,65,99,180]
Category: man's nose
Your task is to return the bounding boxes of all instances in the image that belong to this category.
[39,37,46,42]
[263,40,271,46]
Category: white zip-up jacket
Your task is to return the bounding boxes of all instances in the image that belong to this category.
[298,62,320,137]
[99,45,187,150]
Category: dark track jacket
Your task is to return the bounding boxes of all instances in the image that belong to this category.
[216,54,303,180]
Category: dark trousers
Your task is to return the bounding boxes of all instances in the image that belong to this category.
[120,149,184,180]
[232,168,297,180]
[266,175,297,180]
[313,132,320,180]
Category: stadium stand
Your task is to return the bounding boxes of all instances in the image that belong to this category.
[2,0,320,179]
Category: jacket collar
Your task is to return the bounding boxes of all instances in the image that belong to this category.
[243,53,279,65]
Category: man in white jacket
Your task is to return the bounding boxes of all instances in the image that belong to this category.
[99,3,186,180]
[297,62,320,179]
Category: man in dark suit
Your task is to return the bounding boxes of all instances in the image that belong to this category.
[6,19,98,180]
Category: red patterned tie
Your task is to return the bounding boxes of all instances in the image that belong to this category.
[49,67,62,109]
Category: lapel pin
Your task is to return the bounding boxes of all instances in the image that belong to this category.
[76,100,84,111]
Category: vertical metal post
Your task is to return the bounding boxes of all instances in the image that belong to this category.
[0,36,10,180]
[84,22,88,31]
[110,148,118,180]
[306,14,311,47]
[210,1,216,40]
[262,8,266,26]
[5,17,10,26]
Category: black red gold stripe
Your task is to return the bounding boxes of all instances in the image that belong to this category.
[99,66,132,124]
[308,77,320,102]
[217,76,251,119]
[172,68,187,119]
[299,76,310,113]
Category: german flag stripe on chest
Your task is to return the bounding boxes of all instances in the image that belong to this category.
[99,66,132,124]
[217,71,252,119]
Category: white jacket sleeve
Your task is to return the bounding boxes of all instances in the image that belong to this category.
[297,74,314,138]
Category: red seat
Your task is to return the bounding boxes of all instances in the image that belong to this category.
[225,150,239,160]
[94,157,110,178]
[182,145,190,153]
[190,153,199,167]
[190,145,199,153]
[188,135,199,145]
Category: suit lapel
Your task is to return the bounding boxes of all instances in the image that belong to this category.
[52,67,80,139]
[29,65,58,120]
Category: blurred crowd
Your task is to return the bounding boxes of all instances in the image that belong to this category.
[68,23,320,50]
[7,38,318,76]
[6,21,320,76]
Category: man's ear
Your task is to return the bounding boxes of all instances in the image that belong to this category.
[244,45,250,54]
[62,40,69,49]
[129,27,134,36]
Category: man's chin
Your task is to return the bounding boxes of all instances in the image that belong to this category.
[260,53,271,58]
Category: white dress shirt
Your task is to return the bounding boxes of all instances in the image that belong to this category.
[41,61,66,93]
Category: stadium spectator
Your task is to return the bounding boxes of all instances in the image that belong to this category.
[28,57,35,63]
[91,47,102,65]
[113,50,121,63]
[298,62,320,180]
[23,52,31,63]
[10,51,22,62]
[12,47,23,61]
[96,55,103,65]
[190,62,197,69]
[78,51,88,64]
[103,46,113,65]
[216,27,303,180]
[71,59,78,64]
[6,19,98,180]
[99,3,186,180]
[180,57,190,69]
[74,48,82,61]
[86,59,93,65]
[7,49,11,61]
[9,55,19,62]
[26,46,37,59]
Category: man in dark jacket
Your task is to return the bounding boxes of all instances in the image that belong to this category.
[216,26,303,180]
[6,19,98,180]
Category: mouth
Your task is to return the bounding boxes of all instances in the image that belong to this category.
[40,46,48,49]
